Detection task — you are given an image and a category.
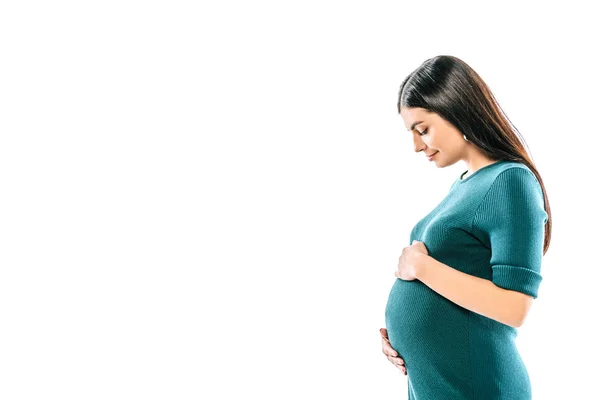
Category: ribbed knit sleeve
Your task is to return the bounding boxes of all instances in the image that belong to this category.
[472,167,548,299]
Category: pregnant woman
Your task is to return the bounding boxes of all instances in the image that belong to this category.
[381,55,552,399]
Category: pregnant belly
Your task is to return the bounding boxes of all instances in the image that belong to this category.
[384,278,470,361]
[385,278,477,397]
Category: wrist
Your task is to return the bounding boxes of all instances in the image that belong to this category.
[413,253,429,279]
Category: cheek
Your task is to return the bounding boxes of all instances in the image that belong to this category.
[429,133,451,150]
[424,135,438,149]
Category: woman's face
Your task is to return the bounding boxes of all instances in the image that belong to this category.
[399,107,467,167]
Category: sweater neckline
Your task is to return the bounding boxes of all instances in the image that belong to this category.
[458,159,507,184]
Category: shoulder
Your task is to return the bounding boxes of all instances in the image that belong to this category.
[475,162,547,224]
[486,162,543,198]
[492,161,537,180]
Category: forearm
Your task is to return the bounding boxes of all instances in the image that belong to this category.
[413,253,525,328]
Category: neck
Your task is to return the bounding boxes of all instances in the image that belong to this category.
[462,151,500,178]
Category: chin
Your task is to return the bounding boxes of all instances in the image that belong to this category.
[433,156,453,168]
[440,157,460,168]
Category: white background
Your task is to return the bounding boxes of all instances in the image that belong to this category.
[1,1,598,399]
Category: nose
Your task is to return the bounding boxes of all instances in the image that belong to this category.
[413,137,427,153]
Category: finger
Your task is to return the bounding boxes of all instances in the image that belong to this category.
[382,341,400,358]
[379,328,389,342]
[382,339,394,351]
[382,340,396,356]
[387,355,405,366]
[388,356,406,370]
[387,356,404,365]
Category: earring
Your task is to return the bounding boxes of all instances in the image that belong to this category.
[463,135,469,142]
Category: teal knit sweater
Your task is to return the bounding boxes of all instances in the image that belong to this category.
[385,160,548,400]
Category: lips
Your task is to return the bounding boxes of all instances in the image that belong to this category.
[427,151,439,160]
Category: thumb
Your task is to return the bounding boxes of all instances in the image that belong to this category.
[412,240,418,245]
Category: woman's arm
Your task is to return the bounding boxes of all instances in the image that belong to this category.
[414,253,533,328]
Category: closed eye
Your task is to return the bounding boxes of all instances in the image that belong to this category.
[419,128,428,136]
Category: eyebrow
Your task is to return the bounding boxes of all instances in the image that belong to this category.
[407,121,424,131]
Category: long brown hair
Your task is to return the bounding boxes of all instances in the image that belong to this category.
[397,55,552,255]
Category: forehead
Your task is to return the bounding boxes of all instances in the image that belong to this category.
[400,107,432,130]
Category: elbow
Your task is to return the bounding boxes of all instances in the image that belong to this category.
[509,291,534,328]
[514,300,534,328]
[512,316,525,328]
[507,312,525,328]
[514,306,532,328]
